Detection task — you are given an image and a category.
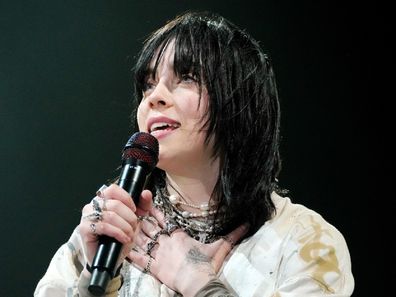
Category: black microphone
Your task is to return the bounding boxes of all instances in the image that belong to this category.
[88,132,159,296]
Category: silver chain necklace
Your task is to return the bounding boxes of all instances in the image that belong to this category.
[154,186,223,243]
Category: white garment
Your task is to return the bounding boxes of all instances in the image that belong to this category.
[34,193,354,297]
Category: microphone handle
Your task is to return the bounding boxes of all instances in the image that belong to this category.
[118,160,149,204]
[88,160,149,296]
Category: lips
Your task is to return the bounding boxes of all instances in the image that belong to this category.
[147,116,181,134]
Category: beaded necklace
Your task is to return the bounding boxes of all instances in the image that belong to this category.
[154,186,223,243]
[167,181,217,218]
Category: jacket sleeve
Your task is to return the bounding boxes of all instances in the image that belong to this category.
[273,212,355,296]
[34,226,123,297]
[34,227,84,297]
[194,278,236,297]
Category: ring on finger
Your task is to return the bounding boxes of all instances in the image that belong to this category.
[152,229,169,241]
[92,198,102,213]
[82,211,103,222]
[90,223,98,237]
[146,240,159,256]
[165,220,178,234]
[143,256,153,274]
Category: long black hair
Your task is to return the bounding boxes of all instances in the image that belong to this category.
[132,11,283,237]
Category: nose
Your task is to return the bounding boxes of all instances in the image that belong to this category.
[145,81,172,109]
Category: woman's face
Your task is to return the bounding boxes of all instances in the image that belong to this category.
[137,42,213,174]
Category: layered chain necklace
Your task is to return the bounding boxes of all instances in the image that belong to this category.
[153,184,223,243]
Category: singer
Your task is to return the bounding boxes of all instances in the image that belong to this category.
[35,11,354,297]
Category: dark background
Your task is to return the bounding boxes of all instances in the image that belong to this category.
[1,1,379,296]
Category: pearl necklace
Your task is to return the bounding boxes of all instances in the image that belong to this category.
[168,194,217,218]
[167,181,217,218]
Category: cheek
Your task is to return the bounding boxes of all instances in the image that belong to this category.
[183,92,209,120]
[136,106,146,131]
[194,93,210,123]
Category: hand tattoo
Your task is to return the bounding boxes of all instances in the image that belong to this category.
[186,247,217,279]
[186,246,211,265]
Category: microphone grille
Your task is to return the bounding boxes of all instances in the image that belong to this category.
[122,132,159,168]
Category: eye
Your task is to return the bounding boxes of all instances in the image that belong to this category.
[142,79,155,91]
[179,73,198,84]
[142,78,157,98]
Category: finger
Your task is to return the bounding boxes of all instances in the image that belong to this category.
[101,184,136,212]
[128,249,156,274]
[135,190,153,216]
[140,218,162,238]
[223,224,249,247]
[134,231,153,248]
[81,203,94,217]
[95,184,108,198]
[101,210,136,239]
[101,199,137,226]
[128,244,146,255]
[79,220,100,242]
[89,221,132,244]
[149,207,166,228]
[209,224,248,270]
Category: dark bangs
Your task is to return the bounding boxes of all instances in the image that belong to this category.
[134,14,221,99]
[133,12,230,149]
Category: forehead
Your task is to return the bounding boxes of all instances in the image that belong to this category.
[148,40,176,73]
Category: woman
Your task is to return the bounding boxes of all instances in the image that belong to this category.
[35,11,354,297]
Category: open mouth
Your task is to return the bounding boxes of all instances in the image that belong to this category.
[149,122,181,133]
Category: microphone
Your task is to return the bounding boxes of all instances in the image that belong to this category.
[88,132,159,296]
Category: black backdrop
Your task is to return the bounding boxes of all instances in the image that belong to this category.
[1,1,377,296]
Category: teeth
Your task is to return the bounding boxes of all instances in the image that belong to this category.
[150,122,180,132]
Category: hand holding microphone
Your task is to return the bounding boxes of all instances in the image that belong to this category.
[79,132,159,296]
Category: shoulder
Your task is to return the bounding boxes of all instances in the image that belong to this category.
[266,194,352,281]
[238,192,353,276]
[269,192,347,243]
[226,193,354,295]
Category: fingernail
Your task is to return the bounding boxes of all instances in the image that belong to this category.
[241,223,250,232]
[96,184,108,197]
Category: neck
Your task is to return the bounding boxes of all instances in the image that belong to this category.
[165,158,219,205]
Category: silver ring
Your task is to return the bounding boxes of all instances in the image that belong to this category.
[165,221,178,234]
[90,223,97,236]
[83,211,103,222]
[143,257,152,274]
[92,198,102,213]
[152,229,168,241]
[146,240,158,255]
